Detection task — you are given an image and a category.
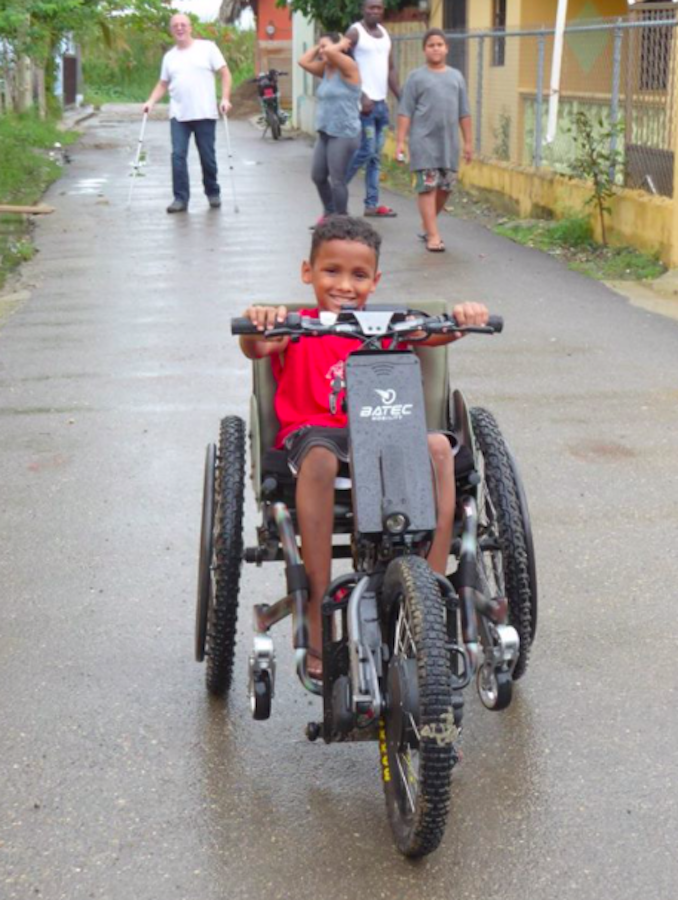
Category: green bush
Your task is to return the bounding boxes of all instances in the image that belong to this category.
[82,25,255,104]
[0,112,78,290]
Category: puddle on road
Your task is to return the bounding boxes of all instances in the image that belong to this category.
[0,406,92,417]
[68,177,108,195]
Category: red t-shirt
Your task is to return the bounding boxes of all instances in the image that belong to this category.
[270,308,361,447]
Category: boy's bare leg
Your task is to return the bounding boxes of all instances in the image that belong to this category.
[426,433,456,574]
[417,190,442,247]
[435,188,450,215]
[295,447,338,673]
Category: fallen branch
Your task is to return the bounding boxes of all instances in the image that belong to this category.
[0,204,55,215]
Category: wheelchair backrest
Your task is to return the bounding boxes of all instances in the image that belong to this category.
[250,300,450,493]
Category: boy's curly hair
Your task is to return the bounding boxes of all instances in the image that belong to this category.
[310,215,382,265]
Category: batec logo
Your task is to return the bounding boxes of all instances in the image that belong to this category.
[360,389,413,420]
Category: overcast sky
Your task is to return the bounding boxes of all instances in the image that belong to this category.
[174,0,254,26]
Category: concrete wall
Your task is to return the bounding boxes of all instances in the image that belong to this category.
[291,11,316,132]
[459,158,675,263]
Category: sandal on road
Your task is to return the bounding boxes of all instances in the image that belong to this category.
[426,239,446,252]
[364,205,398,218]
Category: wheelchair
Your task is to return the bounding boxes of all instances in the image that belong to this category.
[195,301,537,858]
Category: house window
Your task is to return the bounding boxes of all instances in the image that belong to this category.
[492,0,507,67]
[634,0,677,90]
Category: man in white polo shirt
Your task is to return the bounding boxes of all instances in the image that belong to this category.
[144,13,232,213]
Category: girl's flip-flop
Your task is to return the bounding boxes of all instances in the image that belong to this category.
[417,232,428,241]
[364,206,398,217]
[426,240,445,252]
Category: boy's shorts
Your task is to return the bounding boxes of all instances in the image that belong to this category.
[283,426,460,476]
[283,427,350,476]
[414,168,457,194]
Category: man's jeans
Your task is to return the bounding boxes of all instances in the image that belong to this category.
[345,100,390,210]
[170,118,219,204]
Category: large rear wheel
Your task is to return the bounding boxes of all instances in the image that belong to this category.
[265,106,281,140]
[470,407,536,680]
[380,557,457,858]
[205,416,246,696]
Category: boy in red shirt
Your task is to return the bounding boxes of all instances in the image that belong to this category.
[240,217,488,675]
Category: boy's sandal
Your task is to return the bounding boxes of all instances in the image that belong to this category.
[364,206,398,217]
[426,239,446,252]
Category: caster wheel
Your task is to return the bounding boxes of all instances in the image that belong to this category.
[477,664,512,711]
[251,671,272,720]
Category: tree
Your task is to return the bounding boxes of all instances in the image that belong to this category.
[569,110,625,247]
[218,0,248,25]
[0,0,172,112]
[277,0,402,32]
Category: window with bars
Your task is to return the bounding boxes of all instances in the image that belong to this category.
[629,1,677,90]
[492,0,507,67]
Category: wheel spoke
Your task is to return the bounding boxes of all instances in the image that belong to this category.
[397,610,417,658]
[395,752,417,813]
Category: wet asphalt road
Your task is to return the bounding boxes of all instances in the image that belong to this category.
[1,106,677,900]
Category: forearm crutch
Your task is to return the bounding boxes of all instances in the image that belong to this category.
[221,114,240,214]
[127,112,148,208]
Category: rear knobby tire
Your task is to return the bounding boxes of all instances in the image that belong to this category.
[205,416,246,696]
[266,106,282,140]
[381,557,456,858]
[470,407,535,679]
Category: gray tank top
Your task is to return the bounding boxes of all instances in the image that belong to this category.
[315,70,361,139]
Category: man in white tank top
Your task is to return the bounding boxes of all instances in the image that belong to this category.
[143,14,232,213]
[345,1,401,217]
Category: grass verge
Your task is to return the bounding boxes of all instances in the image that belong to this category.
[0,113,79,293]
[494,217,665,281]
[380,158,665,282]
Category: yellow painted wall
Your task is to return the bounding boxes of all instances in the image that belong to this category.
[459,159,674,263]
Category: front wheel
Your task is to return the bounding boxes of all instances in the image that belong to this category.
[380,557,457,858]
[265,106,281,140]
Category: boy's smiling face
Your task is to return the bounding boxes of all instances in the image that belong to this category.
[302,239,381,313]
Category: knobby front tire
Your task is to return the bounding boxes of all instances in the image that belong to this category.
[381,556,456,858]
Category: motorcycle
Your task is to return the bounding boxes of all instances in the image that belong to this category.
[251,69,288,140]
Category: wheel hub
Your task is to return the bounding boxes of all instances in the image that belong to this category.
[386,657,420,749]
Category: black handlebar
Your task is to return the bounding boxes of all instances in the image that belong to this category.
[231,311,503,337]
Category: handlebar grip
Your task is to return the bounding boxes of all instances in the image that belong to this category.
[487,315,504,333]
[231,317,259,335]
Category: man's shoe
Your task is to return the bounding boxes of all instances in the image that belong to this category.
[166,199,188,213]
[207,195,221,208]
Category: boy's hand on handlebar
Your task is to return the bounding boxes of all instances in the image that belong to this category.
[451,302,489,338]
[243,304,288,333]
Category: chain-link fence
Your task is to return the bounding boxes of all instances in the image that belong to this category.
[392,8,678,198]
